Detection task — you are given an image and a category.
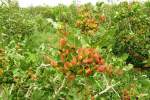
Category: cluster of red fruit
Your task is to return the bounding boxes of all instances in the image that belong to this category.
[76,18,99,35]
[49,38,106,80]
[76,7,99,35]
[99,15,106,22]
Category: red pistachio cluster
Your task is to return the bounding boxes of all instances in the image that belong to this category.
[75,7,99,35]
[99,15,106,22]
[75,18,99,35]
[49,38,106,80]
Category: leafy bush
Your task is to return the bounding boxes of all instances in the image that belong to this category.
[112,2,150,67]
[0,4,34,42]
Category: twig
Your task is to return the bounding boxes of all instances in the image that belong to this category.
[53,78,66,99]
[111,86,120,98]
[103,74,109,86]
[94,82,120,98]
[103,74,120,98]
[25,84,33,98]
[9,83,14,95]
[40,63,51,68]
[53,75,59,82]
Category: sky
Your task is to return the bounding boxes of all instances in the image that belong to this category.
[18,0,148,7]
[18,0,100,7]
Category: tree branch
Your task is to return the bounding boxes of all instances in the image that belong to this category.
[94,82,120,98]
[53,78,66,99]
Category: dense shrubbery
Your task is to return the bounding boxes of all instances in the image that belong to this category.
[0,1,150,100]
[0,5,34,41]
[112,2,150,67]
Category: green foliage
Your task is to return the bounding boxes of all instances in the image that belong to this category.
[112,2,150,66]
[0,6,34,41]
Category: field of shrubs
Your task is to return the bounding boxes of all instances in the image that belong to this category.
[0,1,150,100]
